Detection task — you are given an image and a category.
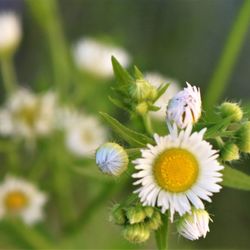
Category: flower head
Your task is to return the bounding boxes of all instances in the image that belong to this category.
[73,37,130,78]
[145,72,180,120]
[96,142,128,176]
[0,176,47,225]
[177,208,211,241]
[0,12,22,57]
[132,125,223,221]
[166,83,201,129]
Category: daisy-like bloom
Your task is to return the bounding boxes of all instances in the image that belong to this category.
[65,113,107,157]
[96,142,129,176]
[73,37,131,78]
[177,208,211,240]
[0,12,22,56]
[0,88,57,138]
[0,176,47,225]
[132,125,224,221]
[166,83,201,129]
[145,72,180,120]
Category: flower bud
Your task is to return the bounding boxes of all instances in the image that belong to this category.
[122,224,150,243]
[143,206,154,218]
[236,122,250,153]
[130,79,157,103]
[145,210,162,230]
[110,204,126,225]
[135,102,148,115]
[126,205,146,224]
[96,142,129,176]
[219,102,243,122]
[221,143,240,162]
[177,208,211,241]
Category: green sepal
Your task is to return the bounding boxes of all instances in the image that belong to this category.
[100,112,154,147]
[222,166,250,191]
[154,83,170,102]
[134,66,144,79]
[148,105,161,112]
[108,96,132,114]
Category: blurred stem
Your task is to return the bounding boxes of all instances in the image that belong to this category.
[142,113,154,136]
[204,0,250,115]
[155,212,169,250]
[1,56,17,94]
[26,0,71,99]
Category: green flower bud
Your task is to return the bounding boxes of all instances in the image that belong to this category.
[135,102,148,115]
[145,211,162,230]
[130,79,157,103]
[221,143,240,162]
[126,205,146,224]
[110,204,126,225]
[143,206,154,218]
[219,102,243,122]
[236,122,250,153]
[122,224,150,244]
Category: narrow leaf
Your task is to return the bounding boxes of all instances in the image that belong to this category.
[222,166,250,191]
[100,112,154,147]
[154,83,170,102]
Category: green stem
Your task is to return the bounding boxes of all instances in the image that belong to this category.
[142,114,154,136]
[1,56,17,94]
[155,212,169,250]
[204,0,250,114]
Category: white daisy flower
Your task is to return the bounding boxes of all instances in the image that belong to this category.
[96,142,129,176]
[132,125,223,221]
[166,82,201,129]
[0,88,57,138]
[145,72,180,120]
[177,208,211,241]
[73,37,131,78]
[65,114,107,157]
[0,176,47,225]
[0,12,22,56]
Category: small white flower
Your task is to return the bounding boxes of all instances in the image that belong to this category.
[145,72,180,120]
[177,208,211,241]
[0,12,22,56]
[73,37,131,78]
[0,176,47,225]
[132,125,223,221]
[65,113,107,157]
[166,82,201,129]
[0,88,57,138]
[96,142,129,176]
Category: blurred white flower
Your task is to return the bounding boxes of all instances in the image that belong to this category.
[0,88,57,138]
[73,37,131,78]
[0,12,22,56]
[0,176,47,225]
[65,113,107,157]
[145,72,180,120]
[166,82,201,129]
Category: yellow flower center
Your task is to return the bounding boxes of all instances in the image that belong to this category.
[153,148,199,192]
[5,191,28,212]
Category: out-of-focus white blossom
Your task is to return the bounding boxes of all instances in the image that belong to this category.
[73,37,131,78]
[145,72,180,120]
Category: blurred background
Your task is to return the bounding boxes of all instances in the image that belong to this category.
[0,0,250,249]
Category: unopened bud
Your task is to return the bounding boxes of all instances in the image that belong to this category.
[126,205,146,224]
[219,102,243,122]
[221,143,239,162]
[110,204,126,225]
[236,122,250,153]
[122,223,150,243]
[146,210,162,230]
[143,206,154,218]
[135,102,148,115]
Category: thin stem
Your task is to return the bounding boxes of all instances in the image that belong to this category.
[142,114,154,136]
[1,56,17,94]
[155,212,169,250]
[204,0,250,114]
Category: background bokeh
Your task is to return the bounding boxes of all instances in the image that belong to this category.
[0,0,250,249]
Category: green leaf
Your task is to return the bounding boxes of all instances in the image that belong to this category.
[222,166,250,191]
[154,83,170,102]
[111,56,133,85]
[100,112,154,147]
[108,96,132,114]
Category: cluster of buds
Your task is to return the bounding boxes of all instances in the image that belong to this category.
[217,102,250,161]
[110,204,162,243]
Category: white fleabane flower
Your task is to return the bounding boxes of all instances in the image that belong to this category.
[96,142,129,176]
[0,12,22,56]
[177,208,211,241]
[0,176,47,225]
[0,88,57,138]
[145,72,180,120]
[73,37,131,78]
[65,114,107,157]
[166,82,201,129]
[132,125,223,221]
